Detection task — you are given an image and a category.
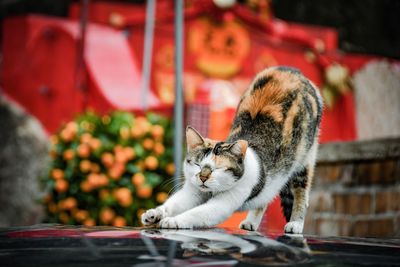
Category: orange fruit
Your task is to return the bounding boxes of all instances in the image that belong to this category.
[113,145,124,153]
[89,138,102,151]
[59,212,70,224]
[156,192,168,203]
[115,151,127,164]
[100,208,116,224]
[66,121,78,134]
[83,218,96,226]
[79,160,92,172]
[136,117,151,132]
[80,133,92,144]
[48,202,58,213]
[60,129,74,142]
[63,149,75,161]
[80,180,92,192]
[124,147,135,160]
[153,143,165,155]
[97,174,109,187]
[113,188,133,207]
[77,144,91,158]
[112,216,127,227]
[49,149,58,159]
[137,185,152,198]
[50,135,59,145]
[131,173,145,186]
[51,169,64,180]
[90,163,101,173]
[102,115,111,124]
[62,197,77,210]
[55,179,69,193]
[151,125,165,140]
[74,210,89,222]
[131,127,144,139]
[108,164,125,180]
[101,152,114,168]
[166,163,175,176]
[120,127,130,140]
[143,138,154,150]
[87,173,100,187]
[144,156,158,170]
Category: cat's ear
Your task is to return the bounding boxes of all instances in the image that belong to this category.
[186,126,205,151]
[230,140,248,157]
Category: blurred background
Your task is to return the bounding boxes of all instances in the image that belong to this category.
[0,0,399,237]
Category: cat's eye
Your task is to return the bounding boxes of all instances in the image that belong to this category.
[186,159,200,166]
[214,146,222,155]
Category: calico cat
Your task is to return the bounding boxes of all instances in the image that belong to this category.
[141,66,323,233]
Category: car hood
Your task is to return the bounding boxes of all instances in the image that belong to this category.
[1,224,399,266]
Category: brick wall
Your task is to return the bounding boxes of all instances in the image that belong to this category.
[304,138,400,237]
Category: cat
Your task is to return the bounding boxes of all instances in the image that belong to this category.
[141,66,323,234]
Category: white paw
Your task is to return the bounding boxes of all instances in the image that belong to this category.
[284,221,304,234]
[159,217,192,229]
[141,208,164,226]
[239,220,258,231]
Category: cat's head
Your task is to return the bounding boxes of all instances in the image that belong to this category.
[184,126,248,193]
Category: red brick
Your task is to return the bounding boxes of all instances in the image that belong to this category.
[380,160,396,184]
[335,193,372,215]
[352,218,395,237]
[334,194,345,214]
[315,164,342,185]
[375,191,391,213]
[316,192,334,212]
[390,191,400,211]
[351,220,369,237]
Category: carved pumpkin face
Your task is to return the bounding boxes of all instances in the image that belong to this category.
[189,18,251,78]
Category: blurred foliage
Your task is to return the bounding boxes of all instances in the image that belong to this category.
[42,111,175,227]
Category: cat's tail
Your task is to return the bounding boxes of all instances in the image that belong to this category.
[279,183,293,222]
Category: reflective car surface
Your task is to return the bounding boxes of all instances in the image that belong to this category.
[1,224,400,266]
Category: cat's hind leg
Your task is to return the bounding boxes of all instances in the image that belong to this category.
[239,206,267,231]
[284,139,318,234]
[284,167,316,234]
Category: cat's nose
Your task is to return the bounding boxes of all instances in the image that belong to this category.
[199,175,209,183]
[199,166,212,183]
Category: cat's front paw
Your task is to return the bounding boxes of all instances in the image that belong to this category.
[239,220,258,231]
[284,221,304,234]
[141,208,164,226]
[159,217,192,229]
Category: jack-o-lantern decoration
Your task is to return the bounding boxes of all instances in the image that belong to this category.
[189,17,251,79]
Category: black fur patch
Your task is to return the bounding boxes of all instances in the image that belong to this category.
[280,183,293,222]
[253,76,273,91]
[291,168,308,188]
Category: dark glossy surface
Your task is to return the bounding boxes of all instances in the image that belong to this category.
[1,224,400,266]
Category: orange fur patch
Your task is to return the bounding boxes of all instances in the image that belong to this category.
[237,69,301,122]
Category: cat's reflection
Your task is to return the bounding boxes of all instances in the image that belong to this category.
[141,229,310,265]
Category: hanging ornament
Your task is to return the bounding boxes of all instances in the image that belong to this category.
[189,18,250,79]
[322,63,352,109]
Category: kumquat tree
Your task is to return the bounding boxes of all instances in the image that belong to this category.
[42,111,175,227]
